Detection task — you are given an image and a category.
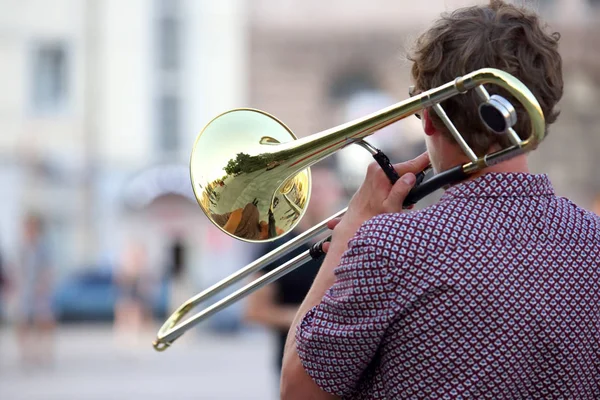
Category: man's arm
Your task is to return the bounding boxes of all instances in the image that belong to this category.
[280,153,429,399]
[280,224,351,400]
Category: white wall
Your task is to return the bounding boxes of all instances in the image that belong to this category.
[0,0,86,158]
[181,0,249,150]
[0,0,87,265]
[99,0,153,167]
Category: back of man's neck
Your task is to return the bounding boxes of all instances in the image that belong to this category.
[469,154,530,181]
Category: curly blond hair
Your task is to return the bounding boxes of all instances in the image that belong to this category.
[408,0,563,154]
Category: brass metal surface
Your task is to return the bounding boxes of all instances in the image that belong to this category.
[190,108,311,243]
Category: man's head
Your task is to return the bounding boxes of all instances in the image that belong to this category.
[408,0,563,173]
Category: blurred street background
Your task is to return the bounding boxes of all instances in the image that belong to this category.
[0,0,599,399]
[0,325,276,400]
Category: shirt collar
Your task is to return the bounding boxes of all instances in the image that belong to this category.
[440,172,555,200]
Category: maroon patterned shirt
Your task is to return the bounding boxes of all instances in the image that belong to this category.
[296,173,600,399]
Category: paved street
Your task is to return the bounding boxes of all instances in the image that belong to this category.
[0,324,279,400]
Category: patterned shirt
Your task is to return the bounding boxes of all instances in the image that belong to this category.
[296,173,600,399]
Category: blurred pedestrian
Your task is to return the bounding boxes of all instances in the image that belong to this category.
[15,213,55,366]
[244,167,343,380]
[113,240,152,348]
[167,236,187,313]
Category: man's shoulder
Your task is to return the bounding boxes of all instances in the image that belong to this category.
[551,196,600,239]
[352,203,454,265]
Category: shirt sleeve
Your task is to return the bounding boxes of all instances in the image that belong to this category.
[294,218,400,397]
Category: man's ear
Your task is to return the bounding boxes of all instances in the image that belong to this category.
[423,109,437,137]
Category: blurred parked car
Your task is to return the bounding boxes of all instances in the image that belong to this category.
[52,268,168,322]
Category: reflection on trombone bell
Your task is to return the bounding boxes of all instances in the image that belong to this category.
[198,142,311,243]
[153,67,545,351]
[211,200,285,241]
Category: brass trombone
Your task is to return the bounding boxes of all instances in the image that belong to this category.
[153,68,545,351]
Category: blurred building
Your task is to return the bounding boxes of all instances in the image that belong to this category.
[0,0,252,298]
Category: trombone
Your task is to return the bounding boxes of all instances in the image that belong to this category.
[153,68,545,351]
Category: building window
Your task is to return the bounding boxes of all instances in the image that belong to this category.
[157,0,180,71]
[155,0,181,155]
[159,95,179,152]
[30,42,69,114]
[159,17,180,70]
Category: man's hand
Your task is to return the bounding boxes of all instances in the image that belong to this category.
[280,152,430,400]
[327,152,430,255]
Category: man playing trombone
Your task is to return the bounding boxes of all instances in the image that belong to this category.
[281,1,600,399]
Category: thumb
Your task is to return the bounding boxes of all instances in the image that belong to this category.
[327,217,342,230]
[383,173,416,213]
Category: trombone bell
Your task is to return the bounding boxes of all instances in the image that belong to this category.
[190,109,311,243]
